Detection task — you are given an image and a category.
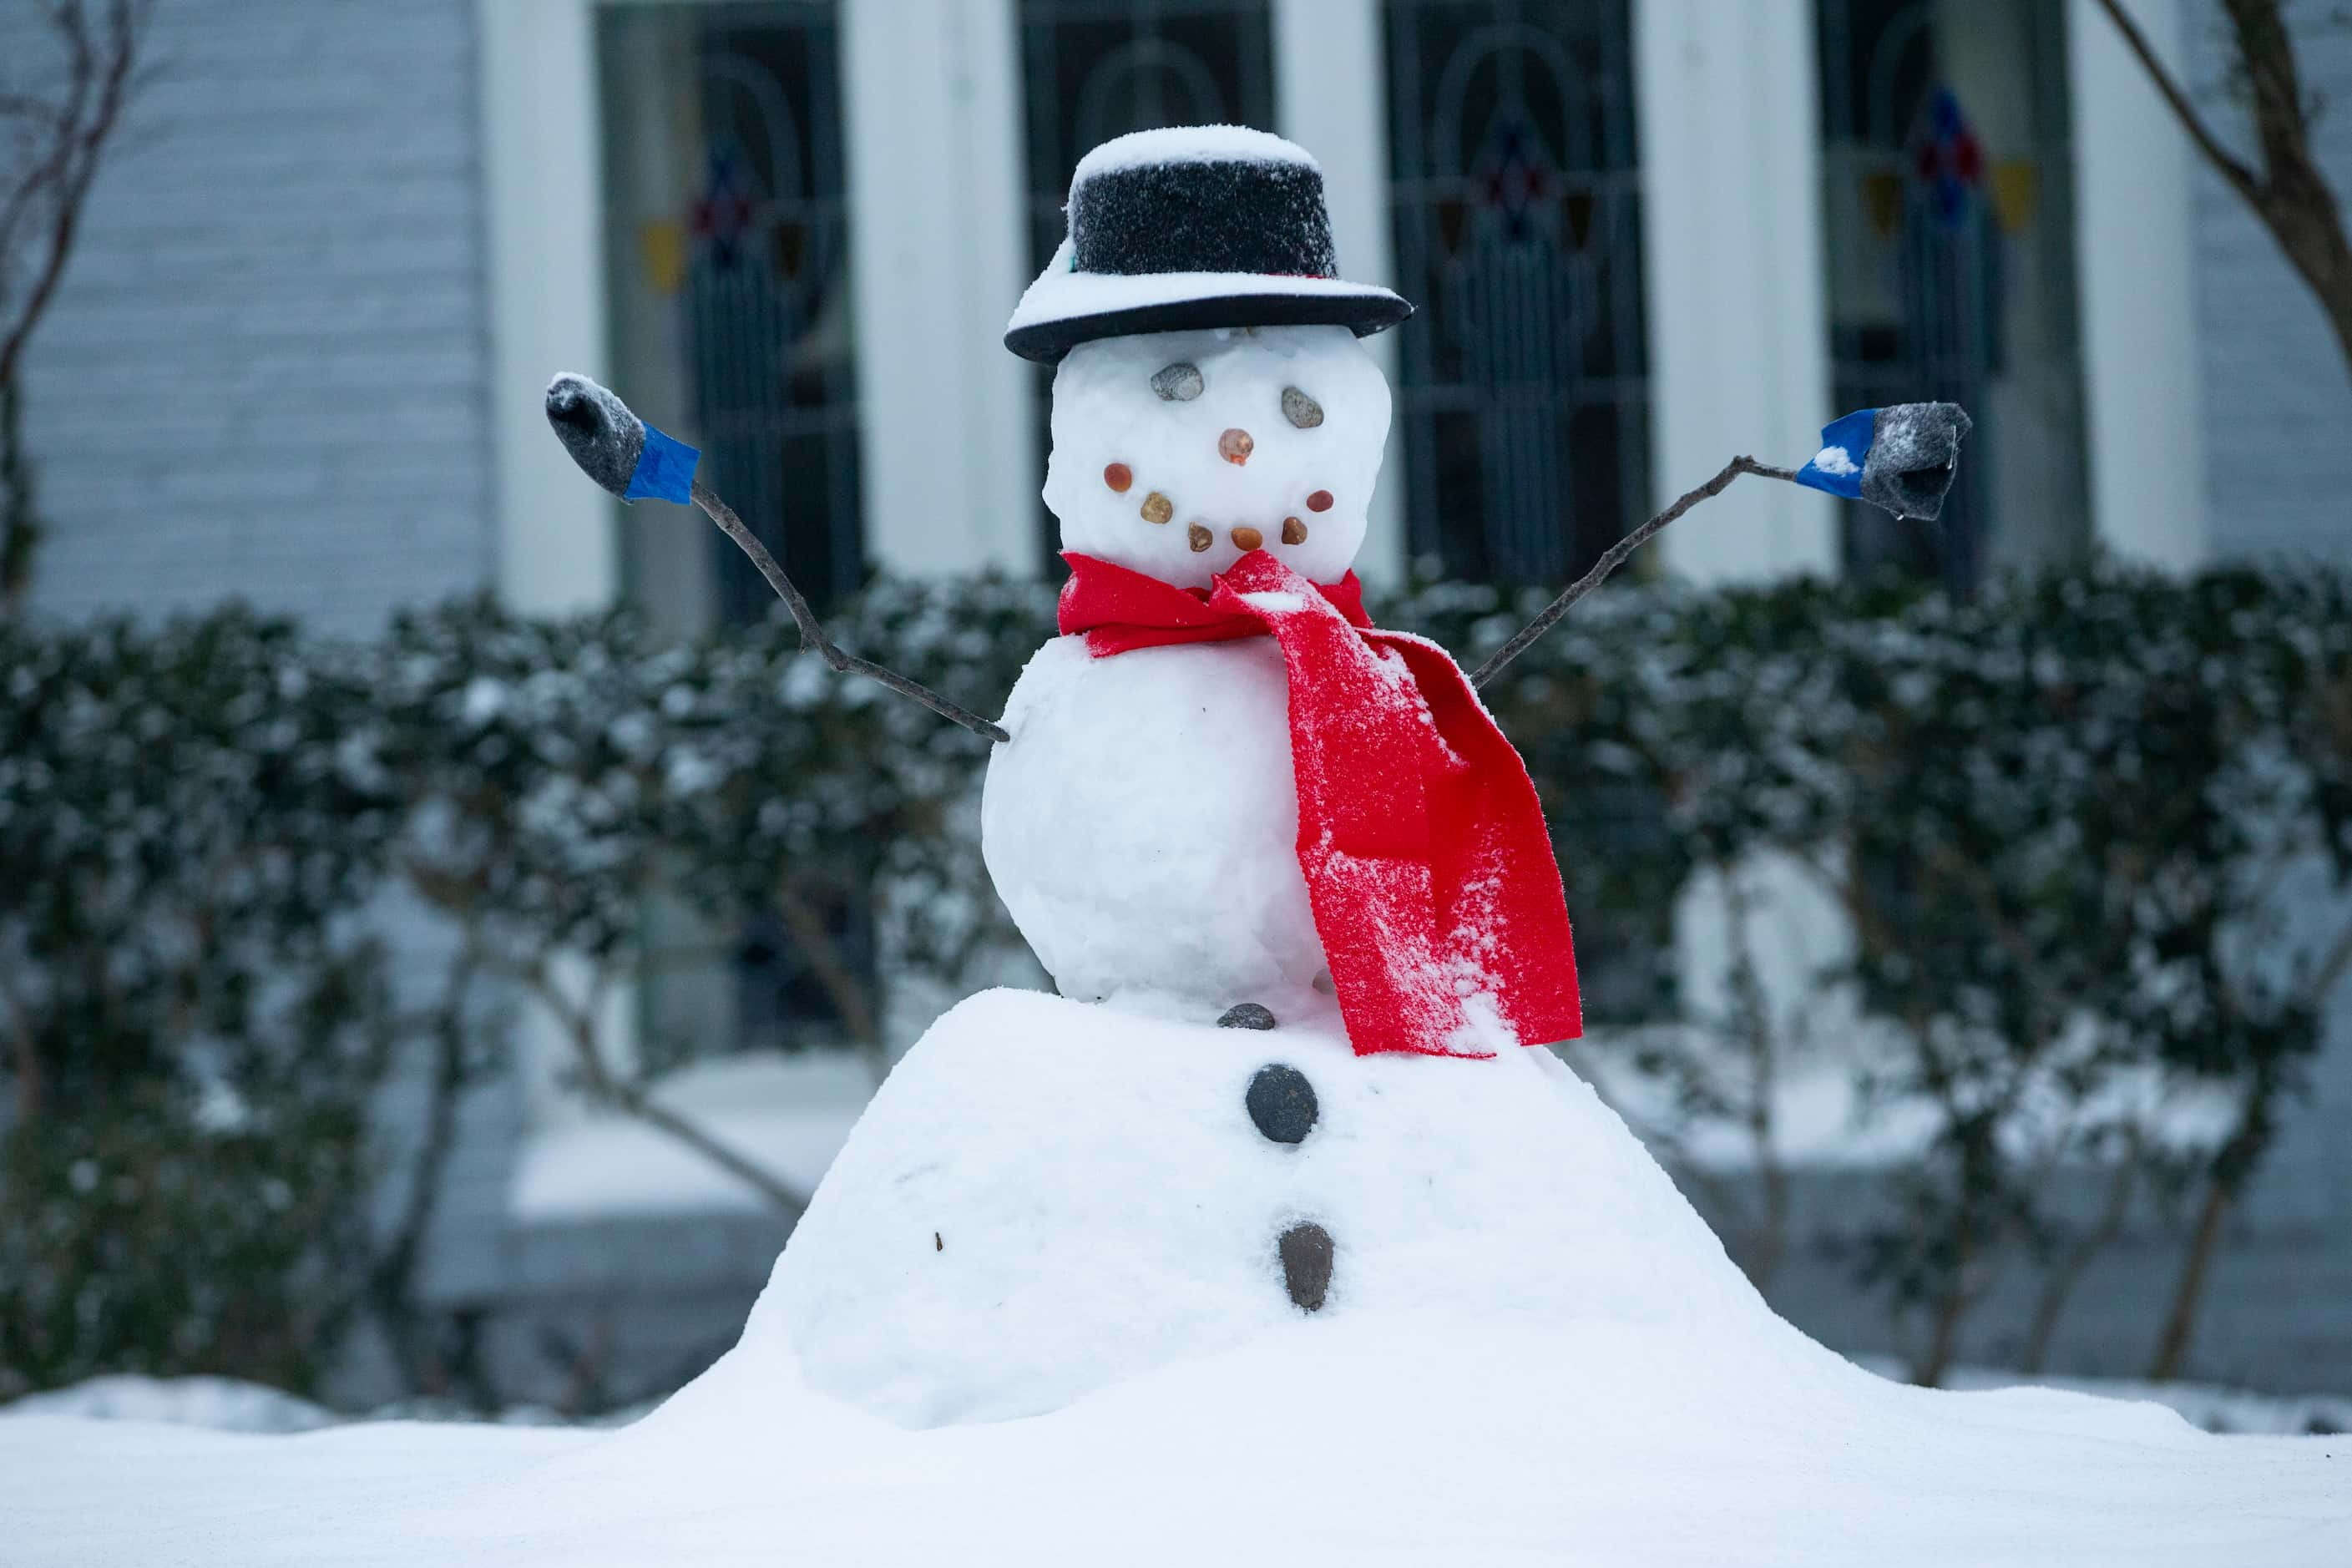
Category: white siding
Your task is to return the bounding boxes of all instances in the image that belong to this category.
[2188,6,2352,564]
[14,0,497,635]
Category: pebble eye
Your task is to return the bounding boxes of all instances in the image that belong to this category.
[1151,362,1204,402]
[1281,387,1323,429]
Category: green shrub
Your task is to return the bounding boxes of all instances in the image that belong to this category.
[4,562,2348,1397]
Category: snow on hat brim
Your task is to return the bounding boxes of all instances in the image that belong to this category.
[1005,240,1412,362]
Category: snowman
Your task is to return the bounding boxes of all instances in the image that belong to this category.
[986,126,1583,1061]
[543,127,1969,1428]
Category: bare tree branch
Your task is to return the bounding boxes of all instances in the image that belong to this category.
[1470,457,1799,687]
[0,950,42,1121]
[771,875,893,1086]
[2095,0,2352,375]
[525,962,809,1218]
[0,0,152,615]
[2090,0,2263,200]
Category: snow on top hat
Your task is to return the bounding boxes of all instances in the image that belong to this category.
[1004,125,1413,363]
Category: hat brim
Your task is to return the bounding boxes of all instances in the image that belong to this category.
[1004,260,1412,363]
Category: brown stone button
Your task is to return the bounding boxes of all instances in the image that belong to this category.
[1219,427,1253,465]
[1141,491,1173,524]
[1104,462,1132,493]
[1231,525,1263,551]
[1278,1222,1334,1312]
[1306,489,1333,513]
[1281,517,1307,545]
[1187,523,1213,552]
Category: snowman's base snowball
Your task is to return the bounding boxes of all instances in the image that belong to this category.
[755,985,1788,1429]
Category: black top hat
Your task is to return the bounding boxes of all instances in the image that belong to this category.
[1004,125,1413,364]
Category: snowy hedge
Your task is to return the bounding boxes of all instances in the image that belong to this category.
[4,564,2349,1399]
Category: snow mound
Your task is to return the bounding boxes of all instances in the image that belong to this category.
[761,988,1769,1426]
[0,1375,338,1434]
[4,987,2348,1563]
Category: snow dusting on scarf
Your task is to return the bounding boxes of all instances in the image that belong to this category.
[1057,550,1581,1058]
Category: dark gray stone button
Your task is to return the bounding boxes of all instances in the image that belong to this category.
[1278,1222,1334,1312]
[1246,1063,1318,1145]
[1218,1002,1277,1030]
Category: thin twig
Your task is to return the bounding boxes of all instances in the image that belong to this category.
[2090,0,2263,202]
[0,1,146,390]
[772,875,893,1087]
[527,961,809,1217]
[689,478,1010,744]
[0,953,42,1121]
[1470,457,1800,687]
[2304,909,2352,1006]
[365,926,486,1389]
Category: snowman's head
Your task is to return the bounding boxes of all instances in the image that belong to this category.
[1044,323,1391,589]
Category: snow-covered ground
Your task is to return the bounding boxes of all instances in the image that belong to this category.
[3,989,2344,1565]
[2,1318,2344,1566]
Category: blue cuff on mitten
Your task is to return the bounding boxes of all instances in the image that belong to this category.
[625,422,700,504]
[1793,409,1876,501]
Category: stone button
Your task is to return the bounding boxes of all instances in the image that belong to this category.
[1278,1222,1334,1312]
[1245,1063,1318,1145]
[1151,361,1204,401]
[1218,1003,1277,1030]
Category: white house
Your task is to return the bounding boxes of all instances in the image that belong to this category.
[18,0,2351,1406]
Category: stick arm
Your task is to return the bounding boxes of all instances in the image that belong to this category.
[1468,458,1798,688]
[544,373,1009,745]
[688,481,1011,743]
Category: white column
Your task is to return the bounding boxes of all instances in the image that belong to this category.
[1634,0,1837,584]
[477,0,620,615]
[843,0,1037,576]
[1274,0,1408,585]
[476,0,636,1130]
[2069,0,2207,569]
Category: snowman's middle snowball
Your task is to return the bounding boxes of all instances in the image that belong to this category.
[984,631,1326,1019]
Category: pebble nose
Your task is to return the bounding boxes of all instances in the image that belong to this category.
[1218,427,1253,465]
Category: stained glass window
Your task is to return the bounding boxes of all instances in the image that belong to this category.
[1017,0,1277,564]
[1384,0,1650,585]
[600,2,862,630]
[1817,0,2090,591]
[598,2,869,1060]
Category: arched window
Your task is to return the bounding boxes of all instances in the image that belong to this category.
[598,2,872,1064]
[1385,0,1649,584]
[1818,0,2090,591]
[600,2,864,633]
[1018,0,1278,565]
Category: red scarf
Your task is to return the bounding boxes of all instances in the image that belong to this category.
[1056,551,1581,1058]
